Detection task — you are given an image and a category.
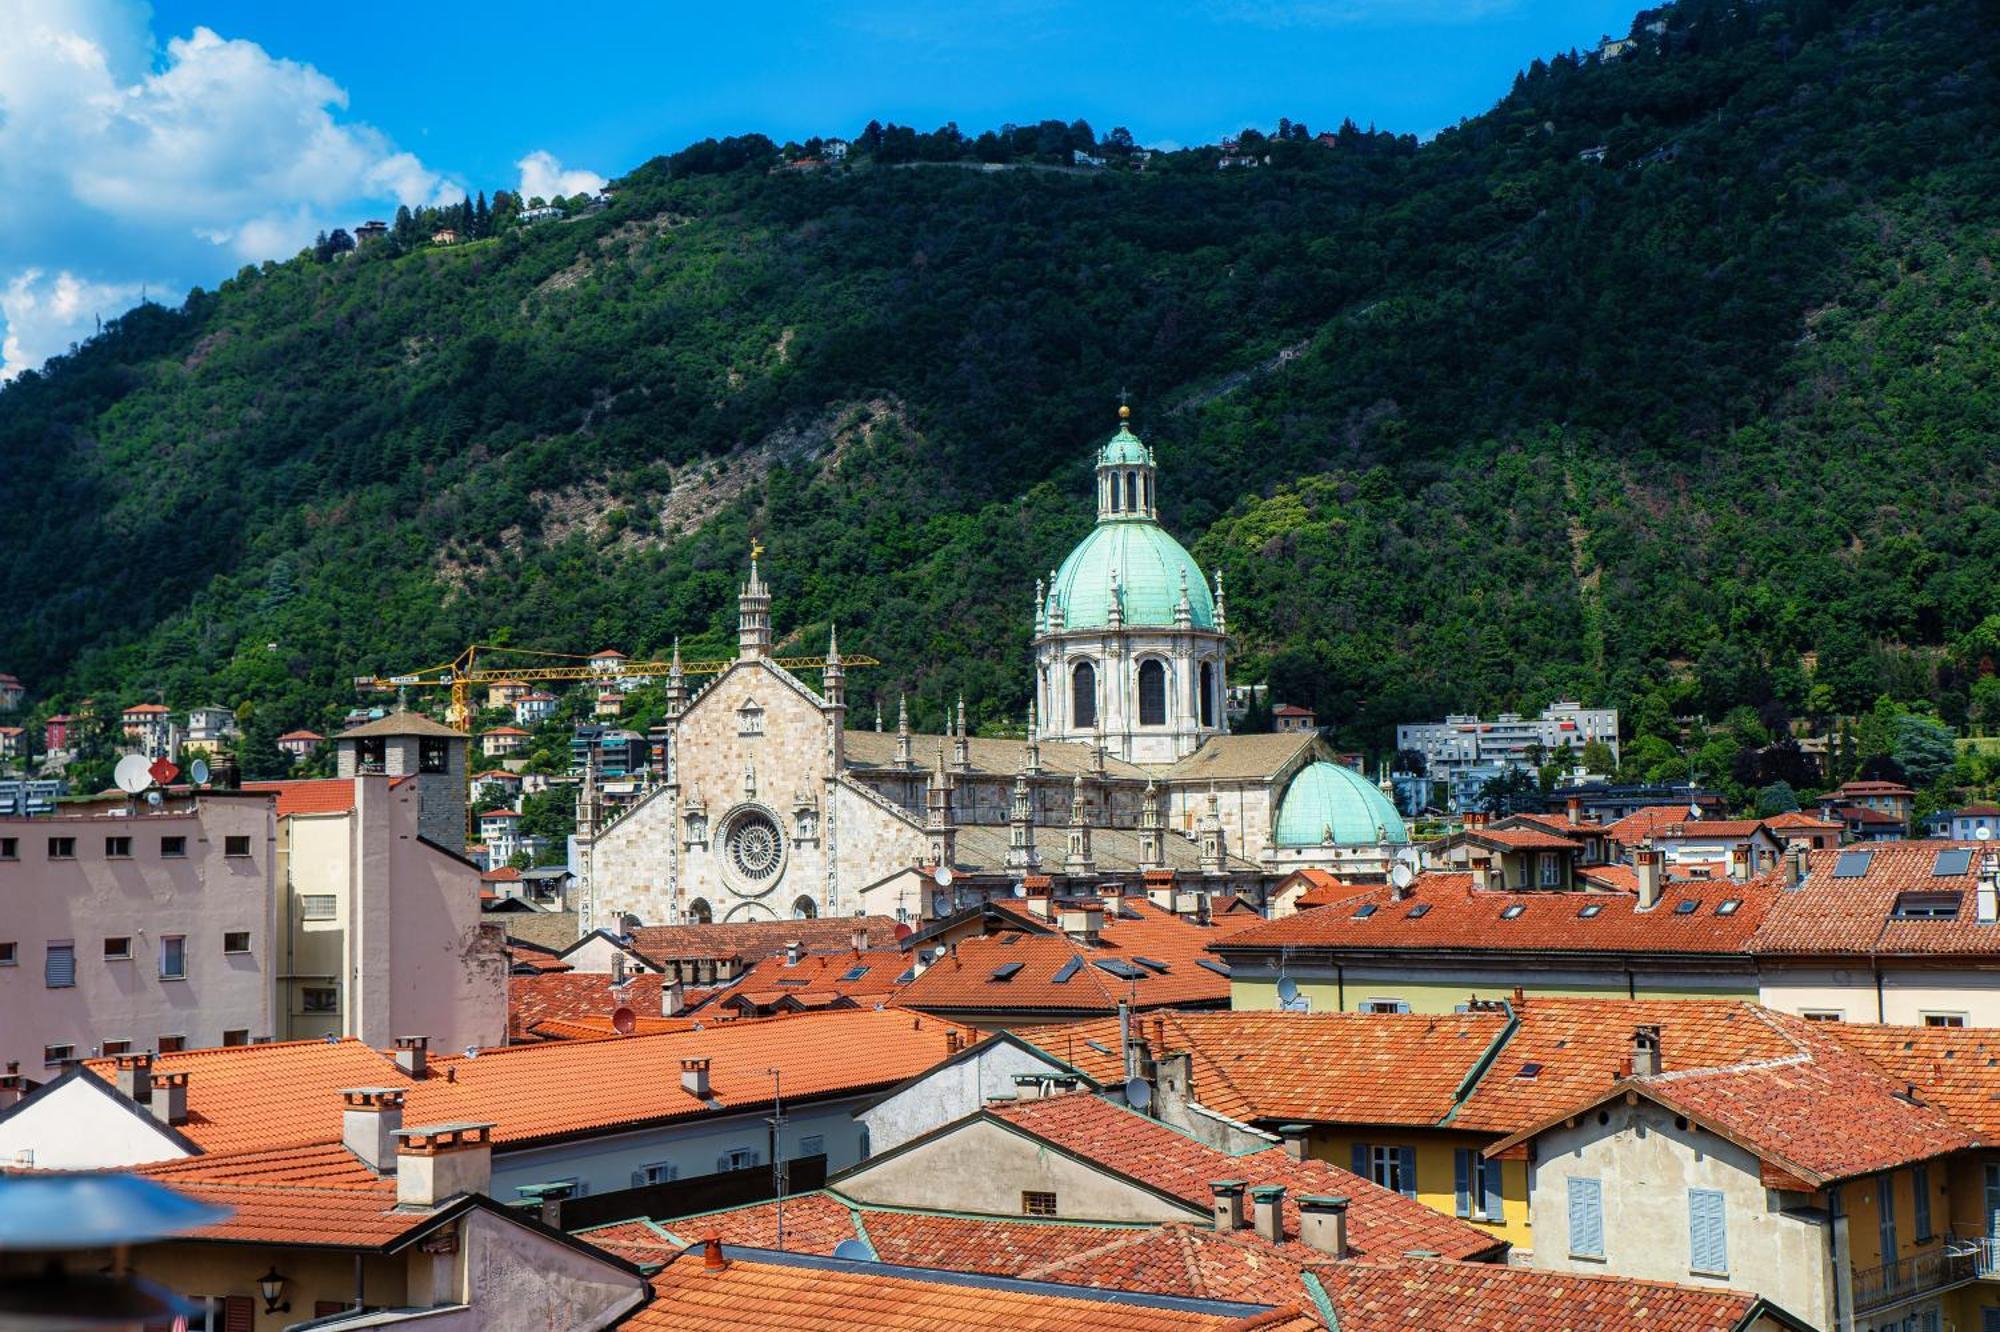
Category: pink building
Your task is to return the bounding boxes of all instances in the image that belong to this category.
[43,714,75,754]
[276,728,325,761]
[0,673,23,711]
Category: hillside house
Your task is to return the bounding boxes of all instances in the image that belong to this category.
[514,691,558,726]
[0,673,22,710]
[182,705,238,755]
[275,728,324,761]
[482,726,530,758]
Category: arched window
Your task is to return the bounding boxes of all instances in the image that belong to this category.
[1125,471,1138,512]
[1199,661,1216,729]
[687,898,713,924]
[1072,660,1097,730]
[1143,473,1153,512]
[792,895,817,920]
[1138,659,1167,726]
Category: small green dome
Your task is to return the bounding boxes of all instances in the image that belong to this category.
[1049,521,1214,630]
[1099,424,1154,467]
[1274,761,1407,847]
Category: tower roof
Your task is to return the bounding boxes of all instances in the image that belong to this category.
[1098,422,1154,467]
[334,709,466,741]
[1048,523,1215,630]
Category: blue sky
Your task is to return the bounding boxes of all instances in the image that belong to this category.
[1,0,1639,378]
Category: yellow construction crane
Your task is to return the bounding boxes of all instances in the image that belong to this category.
[351,641,879,728]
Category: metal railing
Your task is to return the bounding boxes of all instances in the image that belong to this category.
[1852,1230,1999,1312]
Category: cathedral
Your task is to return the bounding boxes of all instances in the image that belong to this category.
[578,407,1409,932]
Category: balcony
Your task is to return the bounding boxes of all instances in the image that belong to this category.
[1852,1230,1999,1313]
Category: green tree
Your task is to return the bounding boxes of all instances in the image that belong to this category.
[1756,781,1800,817]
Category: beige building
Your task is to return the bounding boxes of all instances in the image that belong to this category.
[0,791,276,1078]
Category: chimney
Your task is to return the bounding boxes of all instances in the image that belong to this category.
[1728,845,1749,883]
[1278,1124,1311,1162]
[703,1237,728,1270]
[1296,1195,1350,1258]
[149,1071,189,1126]
[785,941,803,966]
[1389,874,1412,903]
[394,1122,494,1209]
[112,1051,154,1104]
[0,1071,23,1111]
[851,926,870,953]
[1250,1185,1287,1244]
[1635,849,1663,911]
[1210,1180,1248,1231]
[662,979,686,1017]
[342,1087,407,1174]
[1631,1025,1662,1077]
[393,1035,429,1079]
[681,1057,712,1099]
[1980,851,2000,926]
[1566,795,1583,823]
[1784,842,1809,892]
[1058,901,1105,942]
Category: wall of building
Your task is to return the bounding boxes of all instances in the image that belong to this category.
[859,1042,1072,1155]
[1760,964,2000,1027]
[836,1116,1195,1222]
[1304,1125,1531,1249]
[280,810,352,1040]
[459,1206,647,1331]
[1527,1100,1832,1328]
[1228,966,1757,1015]
[0,794,276,1074]
[0,1076,187,1169]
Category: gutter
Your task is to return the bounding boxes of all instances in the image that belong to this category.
[1439,1000,1520,1126]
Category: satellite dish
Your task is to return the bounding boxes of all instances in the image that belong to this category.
[114,754,152,795]
[832,1238,876,1262]
[189,758,211,787]
[1013,881,1028,898]
[892,923,913,942]
[1979,827,1993,841]
[1276,976,1300,1004]
[611,1006,636,1035]
[1124,1076,1153,1110]
[932,891,950,916]
[934,865,955,887]
[1389,863,1416,890]
[145,791,164,808]
[463,1045,480,1059]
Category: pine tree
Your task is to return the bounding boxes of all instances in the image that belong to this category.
[474,191,490,239]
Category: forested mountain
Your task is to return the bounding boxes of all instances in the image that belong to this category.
[3,0,1998,781]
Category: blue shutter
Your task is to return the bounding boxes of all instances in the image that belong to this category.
[1397,1146,1418,1199]
[1878,1175,1899,1262]
[1913,1165,1933,1241]
[44,945,73,988]
[1351,1143,1369,1179]
[1567,1177,1604,1258]
[1453,1150,1471,1217]
[1482,1157,1505,1222]
[1689,1188,1727,1273]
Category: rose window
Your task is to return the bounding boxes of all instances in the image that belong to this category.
[726,811,784,882]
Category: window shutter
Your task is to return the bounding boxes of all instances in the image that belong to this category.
[1482,1157,1505,1222]
[1567,1177,1604,1257]
[631,1170,648,1189]
[1913,1164,1933,1241]
[1689,1188,1726,1273]
[1453,1150,1471,1217]
[45,946,73,988]
[1878,1175,1898,1262]
[1351,1143,1369,1178]
[1397,1146,1417,1199]
[222,1296,255,1332]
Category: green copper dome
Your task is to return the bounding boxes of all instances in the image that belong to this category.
[1274,761,1407,847]
[1049,521,1215,630]
[1099,424,1154,467]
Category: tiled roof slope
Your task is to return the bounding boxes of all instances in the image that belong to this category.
[1311,1259,1788,1332]
[896,900,1261,1015]
[988,1094,1501,1262]
[1213,873,1776,957]
[1154,733,1320,782]
[1012,1010,1509,1127]
[844,730,1151,779]
[242,777,356,817]
[1605,804,1702,846]
[1818,1022,2000,1136]
[138,1142,416,1246]
[703,948,908,1014]
[1765,810,1845,832]
[509,972,675,1041]
[1020,1224,1319,1306]
[85,1009,976,1155]
[625,1245,1294,1331]
[1752,842,1998,955]
[622,916,901,965]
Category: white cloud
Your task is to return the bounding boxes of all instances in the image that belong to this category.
[516,149,605,203]
[0,1,461,377]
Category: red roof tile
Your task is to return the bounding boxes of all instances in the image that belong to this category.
[623,917,902,965]
[1313,1258,1779,1332]
[1651,820,1772,840]
[1466,826,1582,852]
[138,1142,416,1247]
[509,972,679,1041]
[1604,804,1702,846]
[703,948,908,1016]
[241,777,356,817]
[1752,842,1999,956]
[1765,811,1844,831]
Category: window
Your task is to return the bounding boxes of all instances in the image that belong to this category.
[1577,903,1604,918]
[1878,1174,1898,1263]
[797,1134,826,1158]
[1914,1163,1933,1243]
[157,1035,185,1053]
[1022,1190,1058,1217]
[0,942,14,966]
[101,1040,131,1056]
[1353,1144,1417,1199]
[1124,470,1137,511]
[0,836,14,860]
[1137,659,1167,726]
[1071,661,1097,730]
[1500,904,1526,919]
[1688,1188,1728,1274]
[45,942,75,988]
[419,738,450,773]
[1567,1177,1605,1259]
[1455,1149,1505,1221]
[1894,892,1961,920]
[301,987,338,1013]
[1362,999,1411,1014]
[631,1162,678,1187]
[222,931,251,954]
[717,1148,760,1172]
[104,836,131,858]
[1199,661,1216,729]
[300,895,338,921]
[1801,1009,1845,1022]
[43,1044,74,1067]
[160,835,187,857]
[222,1029,249,1047]
[159,935,186,980]
[1924,1012,1967,1028]
[1716,898,1742,916]
[1537,852,1562,887]
[103,936,132,960]
[47,836,74,860]
[223,835,251,858]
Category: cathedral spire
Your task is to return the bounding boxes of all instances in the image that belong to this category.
[895,694,913,767]
[952,695,970,770]
[1064,772,1095,877]
[665,637,687,717]
[737,541,772,659]
[1006,763,1039,872]
[925,739,956,869]
[821,625,845,708]
[1025,701,1042,774]
[1138,777,1164,870]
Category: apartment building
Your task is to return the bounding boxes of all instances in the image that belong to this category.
[0,791,277,1078]
[1397,702,1620,785]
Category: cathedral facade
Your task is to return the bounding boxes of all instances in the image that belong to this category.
[580,408,1410,933]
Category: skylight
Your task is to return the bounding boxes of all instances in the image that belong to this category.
[1094,959,1146,981]
[838,965,871,982]
[1892,891,1962,920]
[1051,957,1082,985]
[1516,1061,1543,1079]
[1833,850,1875,879]
[1934,848,1974,878]
[894,967,916,985]
[990,961,1024,982]
[1196,959,1232,978]
[1406,903,1431,919]
[1132,956,1171,973]
[1577,903,1604,918]
[1353,904,1378,919]
[1715,899,1742,916]
[1500,904,1526,919]
[1673,899,1700,915]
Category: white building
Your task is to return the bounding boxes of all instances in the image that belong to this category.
[1396,701,1620,782]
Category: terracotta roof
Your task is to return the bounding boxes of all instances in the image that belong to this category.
[1577,863,1640,892]
[1816,1022,2000,1137]
[1292,871,1368,910]
[276,729,326,742]
[1153,733,1321,782]
[1604,804,1700,846]
[1013,1010,1508,1127]
[1311,1259,1788,1332]
[896,901,1263,1016]
[1499,813,1606,838]
[625,1246,1289,1331]
[336,709,466,740]
[483,865,522,882]
[1650,820,1772,840]
[1214,873,1775,958]
[482,726,531,737]
[1951,803,2000,818]
[987,1094,1500,1262]
[237,778,354,817]
[123,703,170,715]
[131,1141,435,1246]
[83,1009,977,1155]
[1751,842,2000,956]
[1829,780,1915,797]
[480,808,522,820]
[621,917,902,965]
[509,972,678,1041]
[702,948,908,1016]
[1826,803,1905,826]
[1764,811,1844,832]
[1464,826,1581,852]
[474,769,522,781]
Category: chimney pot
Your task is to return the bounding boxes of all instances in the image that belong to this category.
[681,1056,712,1099]
[113,1052,155,1104]
[662,979,686,1017]
[785,941,803,966]
[1296,1195,1350,1258]
[1278,1124,1311,1162]
[851,927,869,952]
[1631,1024,1662,1078]
[342,1087,407,1175]
[393,1035,429,1079]
[394,1122,495,1209]
[1635,849,1663,910]
[148,1071,189,1126]
[703,1237,728,1270]
[1250,1185,1287,1244]
[1210,1180,1248,1231]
